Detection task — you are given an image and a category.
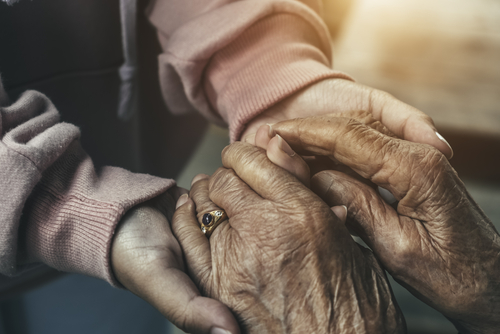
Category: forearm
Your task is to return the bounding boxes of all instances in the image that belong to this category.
[148,0,352,141]
[0,81,174,285]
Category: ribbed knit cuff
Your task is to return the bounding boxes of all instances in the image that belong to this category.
[21,143,174,286]
[25,186,125,285]
[204,13,353,142]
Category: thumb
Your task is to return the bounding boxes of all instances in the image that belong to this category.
[370,91,453,159]
[170,196,240,334]
[311,170,401,258]
[266,133,310,187]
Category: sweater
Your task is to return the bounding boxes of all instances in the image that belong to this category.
[0,0,350,286]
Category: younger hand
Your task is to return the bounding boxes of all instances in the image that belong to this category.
[242,79,452,159]
[111,188,240,334]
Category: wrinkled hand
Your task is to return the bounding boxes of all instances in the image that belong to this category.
[172,143,406,334]
[110,187,240,334]
[269,115,500,334]
[242,78,453,160]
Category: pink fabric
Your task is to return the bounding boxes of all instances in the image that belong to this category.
[147,0,353,141]
[0,87,173,285]
[0,0,353,287]
[22,143,174,284]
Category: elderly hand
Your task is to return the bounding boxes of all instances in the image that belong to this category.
[268,115,500,334]
[172,142,406,334]
[242,78,453,160]
[110,187,240,334]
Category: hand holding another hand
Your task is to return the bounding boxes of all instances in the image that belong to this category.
[110,188,240,334]
[242,79,453,160]
[172,143,406,334]
[266,115,500,334]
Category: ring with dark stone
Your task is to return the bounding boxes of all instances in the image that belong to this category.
[200,210,227,237]
[202,213,212,226]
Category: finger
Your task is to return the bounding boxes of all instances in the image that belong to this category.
[331,205,347,223]
[303,155,337,176]
[191,177,220,221]
[370,90,453,159]
[272,117,445,201]
[266,134,310,187]
[220,142,312,203]
[172,197,212,290]
[176,193,189,209]
[242,132,256,145]
[191,173,209,186]
[190,177,230,239]
[338,109,396,138]
[168,186,189,202]
[117,203,239,334]
[143,268,239,334]
[171,199,240,334]
[208,167,263,220]
[302,155,377,188]
[311,170,402,261]
[254,124,274,150]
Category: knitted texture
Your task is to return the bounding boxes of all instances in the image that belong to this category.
[204,12,353,141]
[0,87,174,285]
[148,0,353,141]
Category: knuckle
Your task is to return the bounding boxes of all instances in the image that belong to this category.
[233,143,266,168]
[411,146,454,206]
[421,146,447,169]
[345,118,383,146]
[223,141,261,164]
[209,167,231,188]
[408,145,448,185]
[209,167,237,194]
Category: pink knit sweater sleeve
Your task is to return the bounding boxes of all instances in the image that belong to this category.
[0,80,174,285]
[147,0,353,141]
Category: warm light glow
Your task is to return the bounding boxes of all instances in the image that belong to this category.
[329,0,500,135]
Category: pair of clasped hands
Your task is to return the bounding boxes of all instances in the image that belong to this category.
[111,80,500,334]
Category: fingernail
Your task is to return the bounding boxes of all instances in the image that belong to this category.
[176,194,189,209]
[191,174,209,186]
[277,134,295,157]
[210,327,232,334]
[340,205,348,222]
[267,123,275,138]
[331,205,347,222]
[243,133,256,144]
[435,132,454,159]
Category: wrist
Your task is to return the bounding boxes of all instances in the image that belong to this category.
[240,78,356,141]
[240,102,290,141]
[447,235,500,334]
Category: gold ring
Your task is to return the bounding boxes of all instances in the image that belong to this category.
[201,210,227,238]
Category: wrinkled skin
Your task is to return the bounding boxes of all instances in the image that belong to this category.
[108,77,453,334]
[253,109,399,185]
[242,79,452,160]
[111,189,240,334]
[172,143,406,334]
[269,115,500,334]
